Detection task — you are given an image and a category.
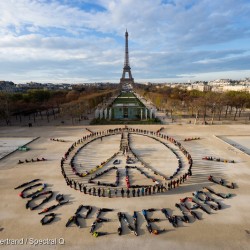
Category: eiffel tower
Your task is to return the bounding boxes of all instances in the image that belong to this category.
[120,30,134,86]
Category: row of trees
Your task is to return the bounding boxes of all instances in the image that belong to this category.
[59,89,119,124]
[135,84,250,124]
[0,85,119,125]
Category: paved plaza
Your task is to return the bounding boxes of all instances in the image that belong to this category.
[0,124,249,250]
[0,137,36,160]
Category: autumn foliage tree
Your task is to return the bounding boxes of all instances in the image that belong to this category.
[0,85,119,125]
[135,83,250,123]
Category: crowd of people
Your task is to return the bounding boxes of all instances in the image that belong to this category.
[66,205,93,228]
[14,179,68,225]
[63,176,194,198]
[179,197,210,215]
[142,209,166,235]
[192,191,222,210]
[118,211,138,236]
[60,127,193,198]
[13,175,236,235]
[89,208,113,237]
[161,208,184,228]
[13,125,237,231]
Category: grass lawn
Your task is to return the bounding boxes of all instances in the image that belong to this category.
[113,92,145,107]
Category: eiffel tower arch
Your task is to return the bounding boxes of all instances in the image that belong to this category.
[120,30,134,86]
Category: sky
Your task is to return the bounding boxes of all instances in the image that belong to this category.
[0,0,250,84]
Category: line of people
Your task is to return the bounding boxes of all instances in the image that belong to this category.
[208,175,235,189]
[64,178,179,198]
[127,134,168,180]
[125,165,155,187]
[202,156,235,163]
[184,137,200,141]
[65,132,119,177]
[18,158,47,164]
[88,166,119,187]
[87,172,187,197]
[156,127,165,134]
[82,170,178,197]
[85,128,94,134]
[50,138,66,142]
[128,131,193,182]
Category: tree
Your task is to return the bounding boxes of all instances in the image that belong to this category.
[66,90,80,102]
[0,93,11,125]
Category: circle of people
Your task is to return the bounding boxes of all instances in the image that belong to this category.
[60,127,193,198]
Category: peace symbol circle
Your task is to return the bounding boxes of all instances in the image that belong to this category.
[60,127,193,197]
